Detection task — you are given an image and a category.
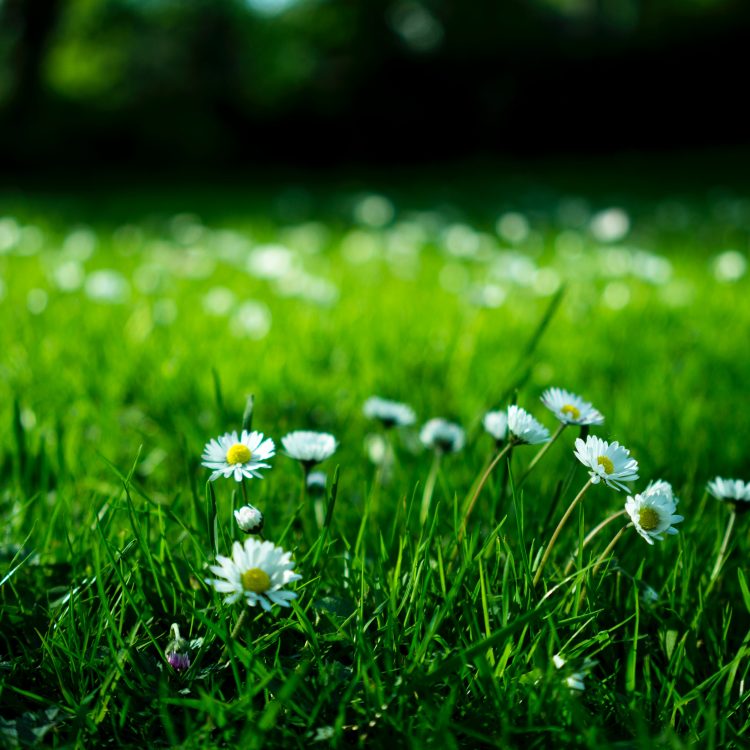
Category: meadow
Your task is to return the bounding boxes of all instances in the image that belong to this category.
[1,170,749,748]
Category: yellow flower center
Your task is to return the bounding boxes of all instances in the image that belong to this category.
[240,567,271,593]
[561,404,581,420]
[226,443,252,465]
[638,507,661,531]
[597,455,614,474]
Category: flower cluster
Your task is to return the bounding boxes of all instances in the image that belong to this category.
[201,418,339,612]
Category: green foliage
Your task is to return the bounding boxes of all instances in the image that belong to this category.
[0,183,749,747]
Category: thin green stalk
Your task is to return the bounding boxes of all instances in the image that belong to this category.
[517,423,566,487]
[221,609,248,661]
[691,511,738,630]
[420,452,442,525]
[459,441,514,540]
[708,509,737,588]
[533,479,593,587]
[592,524,628,575]
[564,509,627,574]
[490,445,514,522]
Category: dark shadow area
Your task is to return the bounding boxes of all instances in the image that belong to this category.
[1,0,749,173]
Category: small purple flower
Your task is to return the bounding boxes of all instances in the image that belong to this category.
[166,623,191,672]
[167,651,190,672]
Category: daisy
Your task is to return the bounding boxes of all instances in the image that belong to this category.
[206,538,302,612]
[483,410,508,443]
[281,430,337,468]
[574,435,639,491]
[306,470,328,494]
[234,504,264,534]
[708,477,750,510]
[540,387,604,426]
[507,405,550,445]
[420,418,465,453]
[552,654,597,692]
[363,396,416,428]
[202,430,275,482]
[625,480,683,544]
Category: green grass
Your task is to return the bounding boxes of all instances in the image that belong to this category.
[1,177,750,748]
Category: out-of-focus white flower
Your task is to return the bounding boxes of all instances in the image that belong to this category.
[552,653,596,692]
[85,269,129,303]
[708,477,750,510]
[306,470,327,494]
[363,396,416,428]
[420,418,465,453]
[282,431,337,467]
[483,410,508,442]
[507,405,550,445]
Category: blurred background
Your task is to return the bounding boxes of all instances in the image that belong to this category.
[1,0,749,173]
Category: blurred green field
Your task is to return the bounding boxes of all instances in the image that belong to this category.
[1,176,750,748]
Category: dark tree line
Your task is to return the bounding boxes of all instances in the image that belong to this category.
[1,0,749,170]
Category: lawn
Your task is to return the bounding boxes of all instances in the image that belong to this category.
[1,170,749,748]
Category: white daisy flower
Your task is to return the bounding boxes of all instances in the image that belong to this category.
[234,504,264,534]
[206,538,302,612]
[540,387,604,426]
[552,653,597,692]
[281,430,337,467]
[363,396,416,428]
[306,470,328,494]
[507,404,550,445]
[708,477,750,509]
[202,430,275,482]
[483,410,508,443]
[420,418,465,453]
[625,480,683,544]
[574,435,639,491]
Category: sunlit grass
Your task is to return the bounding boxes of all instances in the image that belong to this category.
[1,184,749,748]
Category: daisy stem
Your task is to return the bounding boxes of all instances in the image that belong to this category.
[420,452,442,525]
[517,423,567,487]
[708,509,737,587]
[592,524,628,575]
[459,441,514,540]
[564,509,628,574]
[221,610,248,660]
[533,479,593,587]
[301,464,309,506]
[240,479,249,508]
[230,610,247,641]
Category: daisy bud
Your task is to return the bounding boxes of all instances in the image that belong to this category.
[167,651,191,672]
[306,470,328,496]
[234,504,265,534]
[166,623,190,672]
